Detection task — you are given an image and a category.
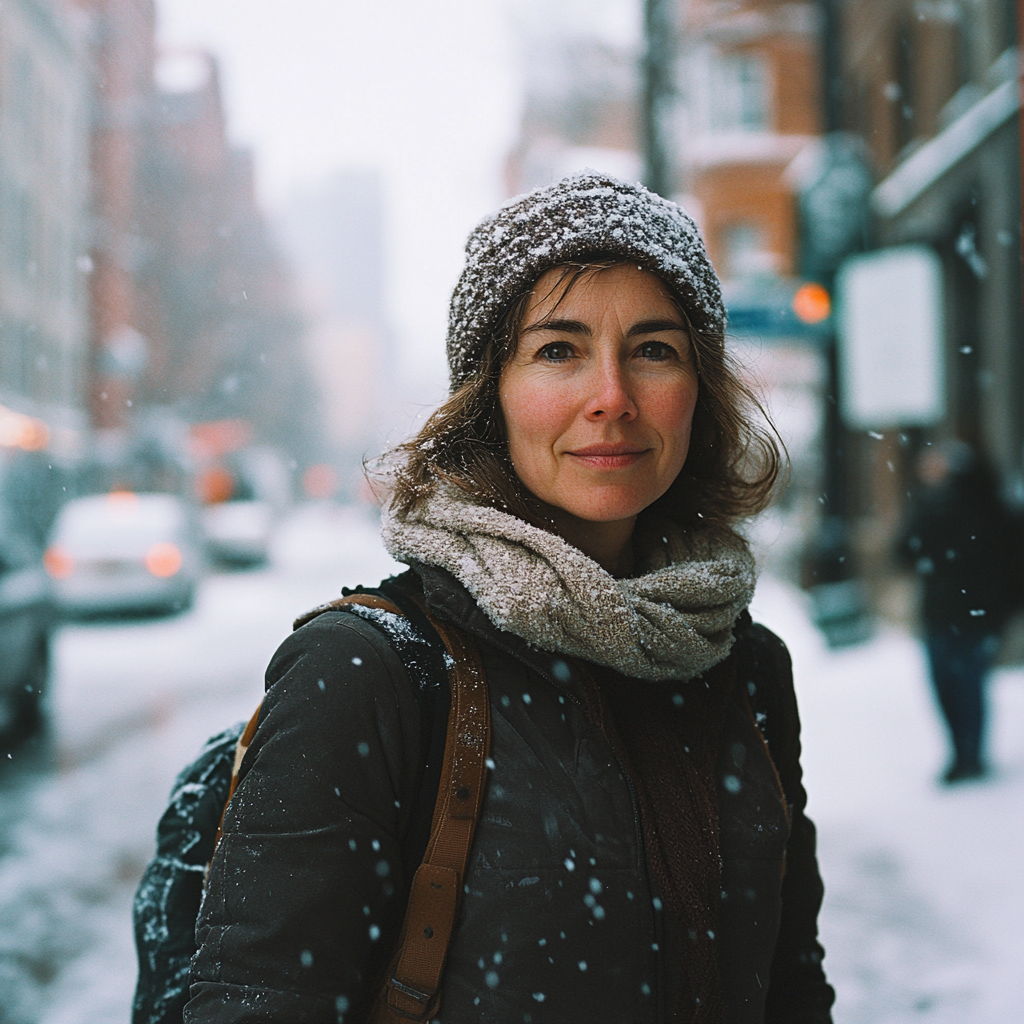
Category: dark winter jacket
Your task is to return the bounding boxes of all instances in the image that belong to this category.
[186,567,833,1023]
[898,467,1024,635]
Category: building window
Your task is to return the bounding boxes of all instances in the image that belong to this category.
[709,52,769,132]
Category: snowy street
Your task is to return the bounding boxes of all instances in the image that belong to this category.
[0,504,1021,1023]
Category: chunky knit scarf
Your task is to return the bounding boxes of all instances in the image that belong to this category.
[381,485,756,681]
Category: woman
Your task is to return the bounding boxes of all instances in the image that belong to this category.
[187,173,834,1023]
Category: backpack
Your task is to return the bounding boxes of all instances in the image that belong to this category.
[131,581,490,1024]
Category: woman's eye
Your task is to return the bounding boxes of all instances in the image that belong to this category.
[637,341,675,361]
[538,342,574,362]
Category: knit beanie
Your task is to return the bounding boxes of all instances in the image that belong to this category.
[446,171,725,390]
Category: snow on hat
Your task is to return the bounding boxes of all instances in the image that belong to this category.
[446,171,725,390]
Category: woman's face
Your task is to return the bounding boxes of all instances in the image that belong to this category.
[499,264,699,527]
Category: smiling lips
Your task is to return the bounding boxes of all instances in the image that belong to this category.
[566,443,652,469]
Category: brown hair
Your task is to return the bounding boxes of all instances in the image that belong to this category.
[384,259,784,541]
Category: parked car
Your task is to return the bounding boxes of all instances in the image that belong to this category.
[0,520,54,739]
[196,447,290,567]
[45,492,204,617]
[201,498,273,566]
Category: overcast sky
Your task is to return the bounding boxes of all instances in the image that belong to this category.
[155,0,525,392]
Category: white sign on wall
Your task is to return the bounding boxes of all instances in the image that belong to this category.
[836,245,946,430]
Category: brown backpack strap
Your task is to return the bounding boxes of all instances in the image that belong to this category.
[371,611,491,1022]
[211,592,491,1022]
[211,702,263,855]
[293,592,404,631]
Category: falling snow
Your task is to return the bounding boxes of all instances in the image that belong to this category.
[0,507,1019,1023]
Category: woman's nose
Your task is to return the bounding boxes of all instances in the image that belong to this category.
[583,360,637,421]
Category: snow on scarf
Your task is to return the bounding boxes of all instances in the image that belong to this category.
[381,485,756,682]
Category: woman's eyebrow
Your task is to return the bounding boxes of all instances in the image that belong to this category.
[627,318,687,336]
[521,318,590,336]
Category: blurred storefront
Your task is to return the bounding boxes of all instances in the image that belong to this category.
[833,0,1022,621]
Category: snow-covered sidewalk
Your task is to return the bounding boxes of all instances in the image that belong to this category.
[751,577,1024,1024]
[0,505,1019,1022]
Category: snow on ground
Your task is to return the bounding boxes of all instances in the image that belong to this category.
[751,577,1024,1024]
[0,504,1020,1022]
[0,504,403,1024]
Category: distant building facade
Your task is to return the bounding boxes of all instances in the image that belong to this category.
[69,0,310,484]
[0,0,91,457]
[1,0,310,488]
[277,169,392,487]
[143,49,308,455]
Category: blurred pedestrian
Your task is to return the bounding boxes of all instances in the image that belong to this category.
[899,442,1024,783]
[186,174,834,1023]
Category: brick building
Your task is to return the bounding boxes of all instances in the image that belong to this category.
[73,0,157,433]
[73,0,309,475]
[672,0,821,283]
[819,0,1023,608]
[847,0,1021,485]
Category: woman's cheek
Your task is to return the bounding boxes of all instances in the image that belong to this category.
[505,377,574,443]
[649,377,699,440]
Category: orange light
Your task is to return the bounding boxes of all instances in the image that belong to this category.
[145,542,183,578]
[196,465,235,504]
[44,546,76,579]
[792,283,831,324]
[0,404,50,450]
[303,463,339,500]
[106,490,140,521]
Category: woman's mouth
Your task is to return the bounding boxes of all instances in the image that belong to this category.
[566,444,651,469]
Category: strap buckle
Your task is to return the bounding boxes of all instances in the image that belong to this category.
[386,975,435,1019]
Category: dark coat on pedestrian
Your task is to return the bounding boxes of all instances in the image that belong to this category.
[898,463,1024,636]
[185,567,833,1024]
